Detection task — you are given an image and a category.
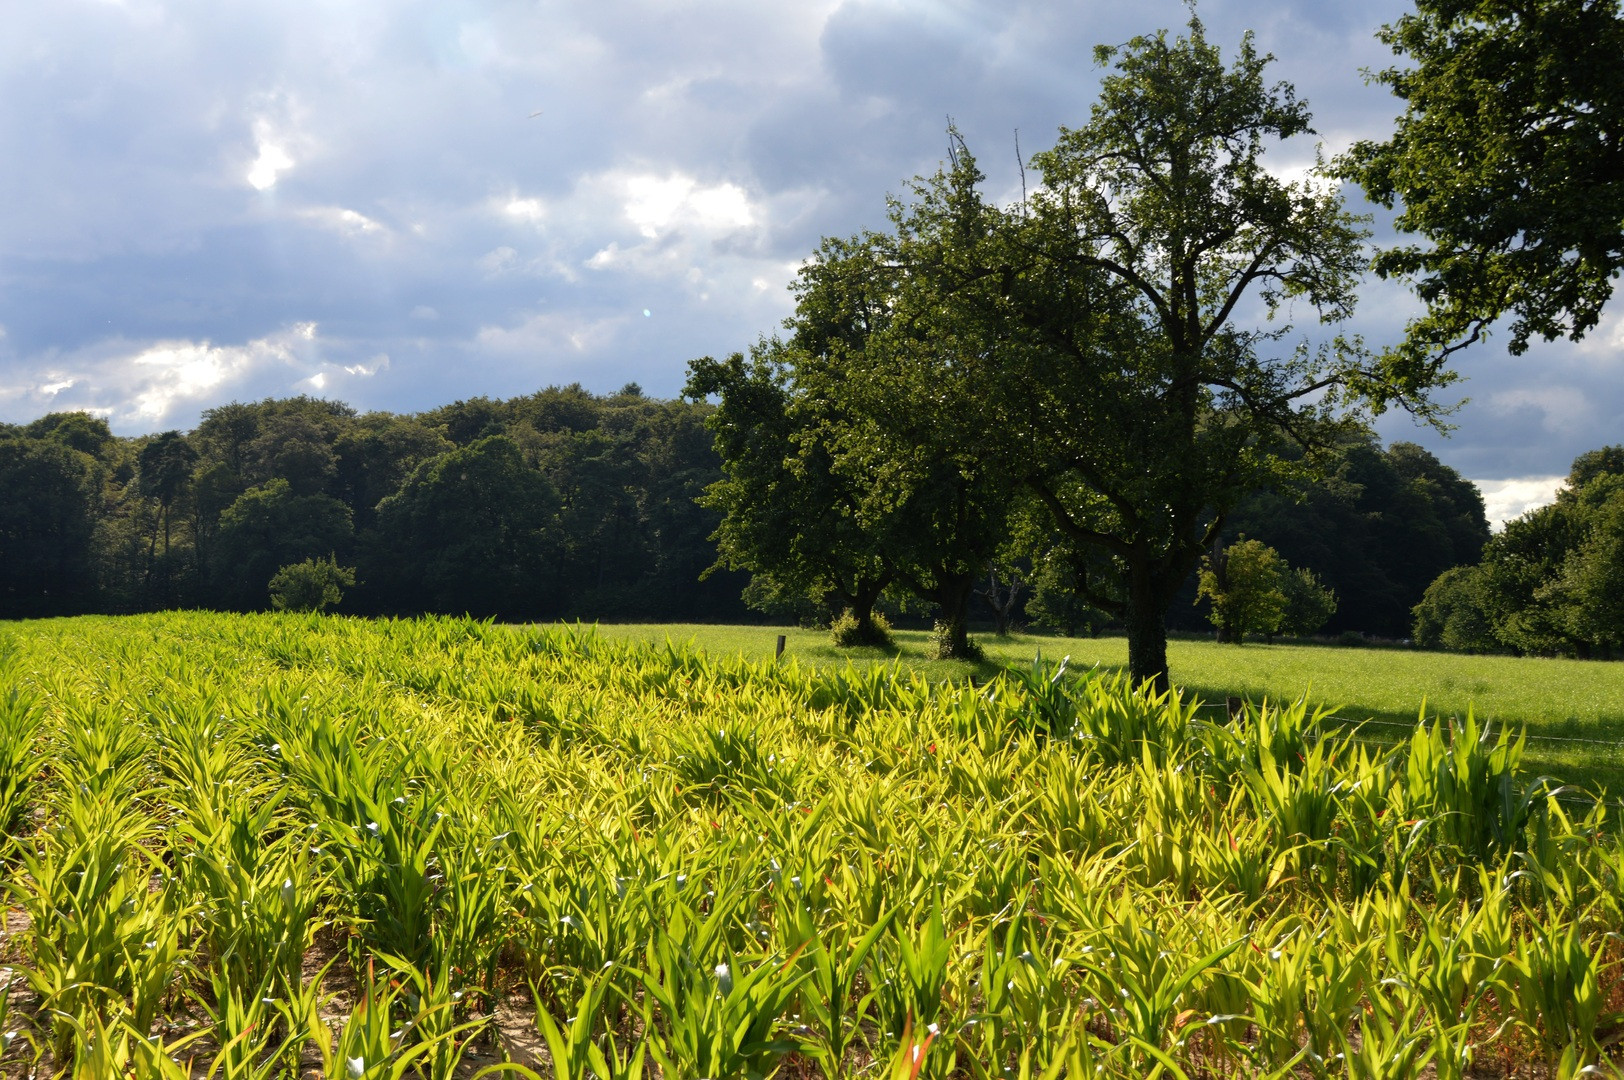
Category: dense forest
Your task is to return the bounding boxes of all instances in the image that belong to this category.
[0,386,750,623]
[0,386,1494,644]
[1414,448,1624,659]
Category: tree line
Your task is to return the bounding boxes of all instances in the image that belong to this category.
[0,386,1488,642]
[1414,447,1624,659]
[0,387,749,623]
[5,0,1620,684]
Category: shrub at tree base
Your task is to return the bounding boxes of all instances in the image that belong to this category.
[267,555,356,612]
[928,618,983,661]
[829,607,895,650]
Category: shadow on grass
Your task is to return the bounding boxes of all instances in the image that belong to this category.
[811,631,1624,799]
[1176,679,1624,802]
[794,640,903,663]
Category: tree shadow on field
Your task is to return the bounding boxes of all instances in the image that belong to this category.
[806,629,1624,799]
[1176,679,1624,805]
[813,631,1012,684]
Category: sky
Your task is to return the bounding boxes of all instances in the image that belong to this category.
[2,0,1618,526]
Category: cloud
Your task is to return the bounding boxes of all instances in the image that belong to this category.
[0,0,1615,497]
[623,174,754,238]
[0,323,327,430]
[297,206,388,237]
[476,310,626,357]
[1473,476,1566,530]
[1484,386,1596,433]
[246,129,295,191]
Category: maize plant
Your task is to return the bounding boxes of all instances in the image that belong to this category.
[0,610,1618,1077]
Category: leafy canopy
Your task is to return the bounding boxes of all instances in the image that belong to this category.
[268,555,356,613]
[1011,18,1379,685]
[1338,0,1624,372]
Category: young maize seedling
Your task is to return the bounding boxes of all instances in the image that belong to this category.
[869,900,954,1042]
[529,967,646,1080]
[777,894,898,1080]
[15,792,185,1067]
[632,929,812,1080]
[0,686,44,850]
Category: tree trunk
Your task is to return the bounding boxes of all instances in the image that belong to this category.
[931,570,978,659]
[845,575,892,647]
[1125,560,1171,694]
[978,566,1025,636]
[143,509,160,605]
[160,500,173,608]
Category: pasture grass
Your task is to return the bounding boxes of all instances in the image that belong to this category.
[597,623,1624,796]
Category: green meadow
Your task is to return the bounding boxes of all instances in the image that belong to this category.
[598,625,1624,796]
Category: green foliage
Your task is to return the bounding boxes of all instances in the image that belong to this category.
[700,18,1405,686]
[1197,538,1289,643]
[1226,434,1487,638]
[213,478,354,609]
[0,687,42,847]
[0,435,103,617]
[829,607,894,649]
[779,182,1011,662]
[268,554,356,612]
[1338,0,1624,366]
[1413,565,1499,652]
[1023,553,1110,638]
[1,387,751,624]
[686,349,895,637]
[1421,446,1624,658]
[25,411,116,458]
[374,436,559,617]
[1278,566,1338,637]
[1016,16,1381,687]
[14,793,183,1065]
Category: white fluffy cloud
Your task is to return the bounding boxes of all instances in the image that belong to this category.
[0,323,360,429]
[1473,476,1567,530]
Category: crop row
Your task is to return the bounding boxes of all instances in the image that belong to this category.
[0,612,1621,1078]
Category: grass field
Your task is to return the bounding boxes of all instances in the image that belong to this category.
[2,611,1623,1077]
[598,624,1624,795]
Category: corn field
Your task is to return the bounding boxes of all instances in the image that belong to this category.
[1,613,1621,1079]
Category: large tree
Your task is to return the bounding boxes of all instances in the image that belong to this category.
[1007,20,1403,689]
[783,203,1013,659]
[372,436,559,618]
[0,437,102,617]
[685,346,896,643]
[1338,0,1624,371]
[694,21,1452,680]
[135,431,199,606]
[208,479,354,610]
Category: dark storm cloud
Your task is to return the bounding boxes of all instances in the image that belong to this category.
[0,0,1616,510]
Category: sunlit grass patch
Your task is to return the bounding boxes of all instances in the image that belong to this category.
[598,623,1624,795]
